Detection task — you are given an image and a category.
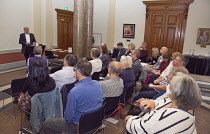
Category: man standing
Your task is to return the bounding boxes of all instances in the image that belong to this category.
[113,42,126,61]
[19,26,36,63]
[50,54,77,90]
[44,59,104,134]
[131,49,142,78]
[27,46,48,76]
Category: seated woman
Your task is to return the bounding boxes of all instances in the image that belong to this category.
[99,43,111,71]
[119,56,135,103]
[125,43,135,56]
[138,42,148,63]
[21,60,56,110]
[89,48,102,74]
[23,60,55,97]
[146,47,159,65]
[125,73,201,134]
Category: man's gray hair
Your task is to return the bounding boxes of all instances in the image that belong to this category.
[33,46,42,55]
[120,56,132,68]
[170,73,202,111]
[177,55,189,67]
[108,61,122,75]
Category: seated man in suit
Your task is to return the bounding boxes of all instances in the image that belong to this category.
[131,49,142,78]
[50,54,77,90]
[44,59,104,134]
[19,26,36,63]
[112,42,126,61]
[99,61,124,97]
[27,46,48,76]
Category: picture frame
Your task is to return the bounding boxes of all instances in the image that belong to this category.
[123,24,135,38]
[196,28,210,45]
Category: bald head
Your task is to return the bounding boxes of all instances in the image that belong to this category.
[160,47,168,55]
[108,61,122,75]
[24,26,29,34]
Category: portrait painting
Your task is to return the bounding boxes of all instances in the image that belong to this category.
[123,24,135,38]
[196,28,210,45]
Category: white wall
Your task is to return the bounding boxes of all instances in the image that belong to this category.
[114,0,146,49]
[93,0,109,44]
[183,0,210,56]
[0,0,33,51]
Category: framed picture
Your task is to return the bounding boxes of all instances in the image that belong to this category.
[123,24,135,38]
[196,28,210,45]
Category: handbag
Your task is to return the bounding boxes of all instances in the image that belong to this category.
[18,92,32,111]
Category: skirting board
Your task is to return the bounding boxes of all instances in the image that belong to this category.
[0,60,26,71]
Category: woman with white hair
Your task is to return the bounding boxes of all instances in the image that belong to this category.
[125,73,202,134]
[119,56,135,102]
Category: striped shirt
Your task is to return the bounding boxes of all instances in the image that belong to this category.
[126,99,196,134]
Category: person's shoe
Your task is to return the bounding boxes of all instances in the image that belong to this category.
[120,113,127,120]
[13,97,18,103]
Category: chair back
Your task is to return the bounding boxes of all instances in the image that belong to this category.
[103,96,120,117]
[78,103,105,134]
[60,82,76,112]
[102,68,108,78]
[11,77,28,97]
[45,50,54,59]
[91,72,100,80]
[50,65,62,74]
[124,84,135,104]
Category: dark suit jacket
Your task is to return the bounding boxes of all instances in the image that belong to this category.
[19,33,36,53]
[116,48,126,61]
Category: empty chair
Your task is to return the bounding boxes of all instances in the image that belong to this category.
[78,103,106,134]
[2,77,27,118]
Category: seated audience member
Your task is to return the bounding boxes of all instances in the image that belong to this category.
[151,53,170,75]
[141,47,168,80]
[133,55,188,101]
[44,59,104,134]
[99,61,123,97]
[99,43,111,71]
[125,72,201,134]
[119,56,135,102]
[113,42,126,61]
[21,61,55,110]
[27,46,48,76]
[146,47,159,65]
[147,52,181,84]
[138,42,148,62]
[89,48,102,74]
[131,49,142,78]
[125,43,135,56]
[50,54,77,90]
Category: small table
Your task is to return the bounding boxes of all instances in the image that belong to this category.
[45,49,73,59]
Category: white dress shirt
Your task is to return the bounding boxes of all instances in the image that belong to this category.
[89,58,102,75]
[25,33,30,43]
[50,66,76,90]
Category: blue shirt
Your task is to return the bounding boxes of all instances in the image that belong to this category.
[64,77,104,125]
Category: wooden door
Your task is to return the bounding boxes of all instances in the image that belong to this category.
[56,9,73,50]
[143,1,193,56]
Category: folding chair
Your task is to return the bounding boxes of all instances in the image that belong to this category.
[2,77,27,118]
[77,103,106,134]
[103,96,121,130]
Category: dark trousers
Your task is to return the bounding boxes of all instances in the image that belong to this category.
[23,51,29,64]
[148,74,160,84]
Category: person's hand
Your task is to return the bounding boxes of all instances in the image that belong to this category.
[149,84,155,88]
[33,42,36,45]
[151,70,156,74]
[112,58,116,61]
[125,115,133,121]
[154,79,159,84]
[136,98,146,103]
[140,99,155,111]
[26,42,30,44]
[148,65,153,68]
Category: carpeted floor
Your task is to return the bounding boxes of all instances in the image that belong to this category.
[0,67,210,134]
